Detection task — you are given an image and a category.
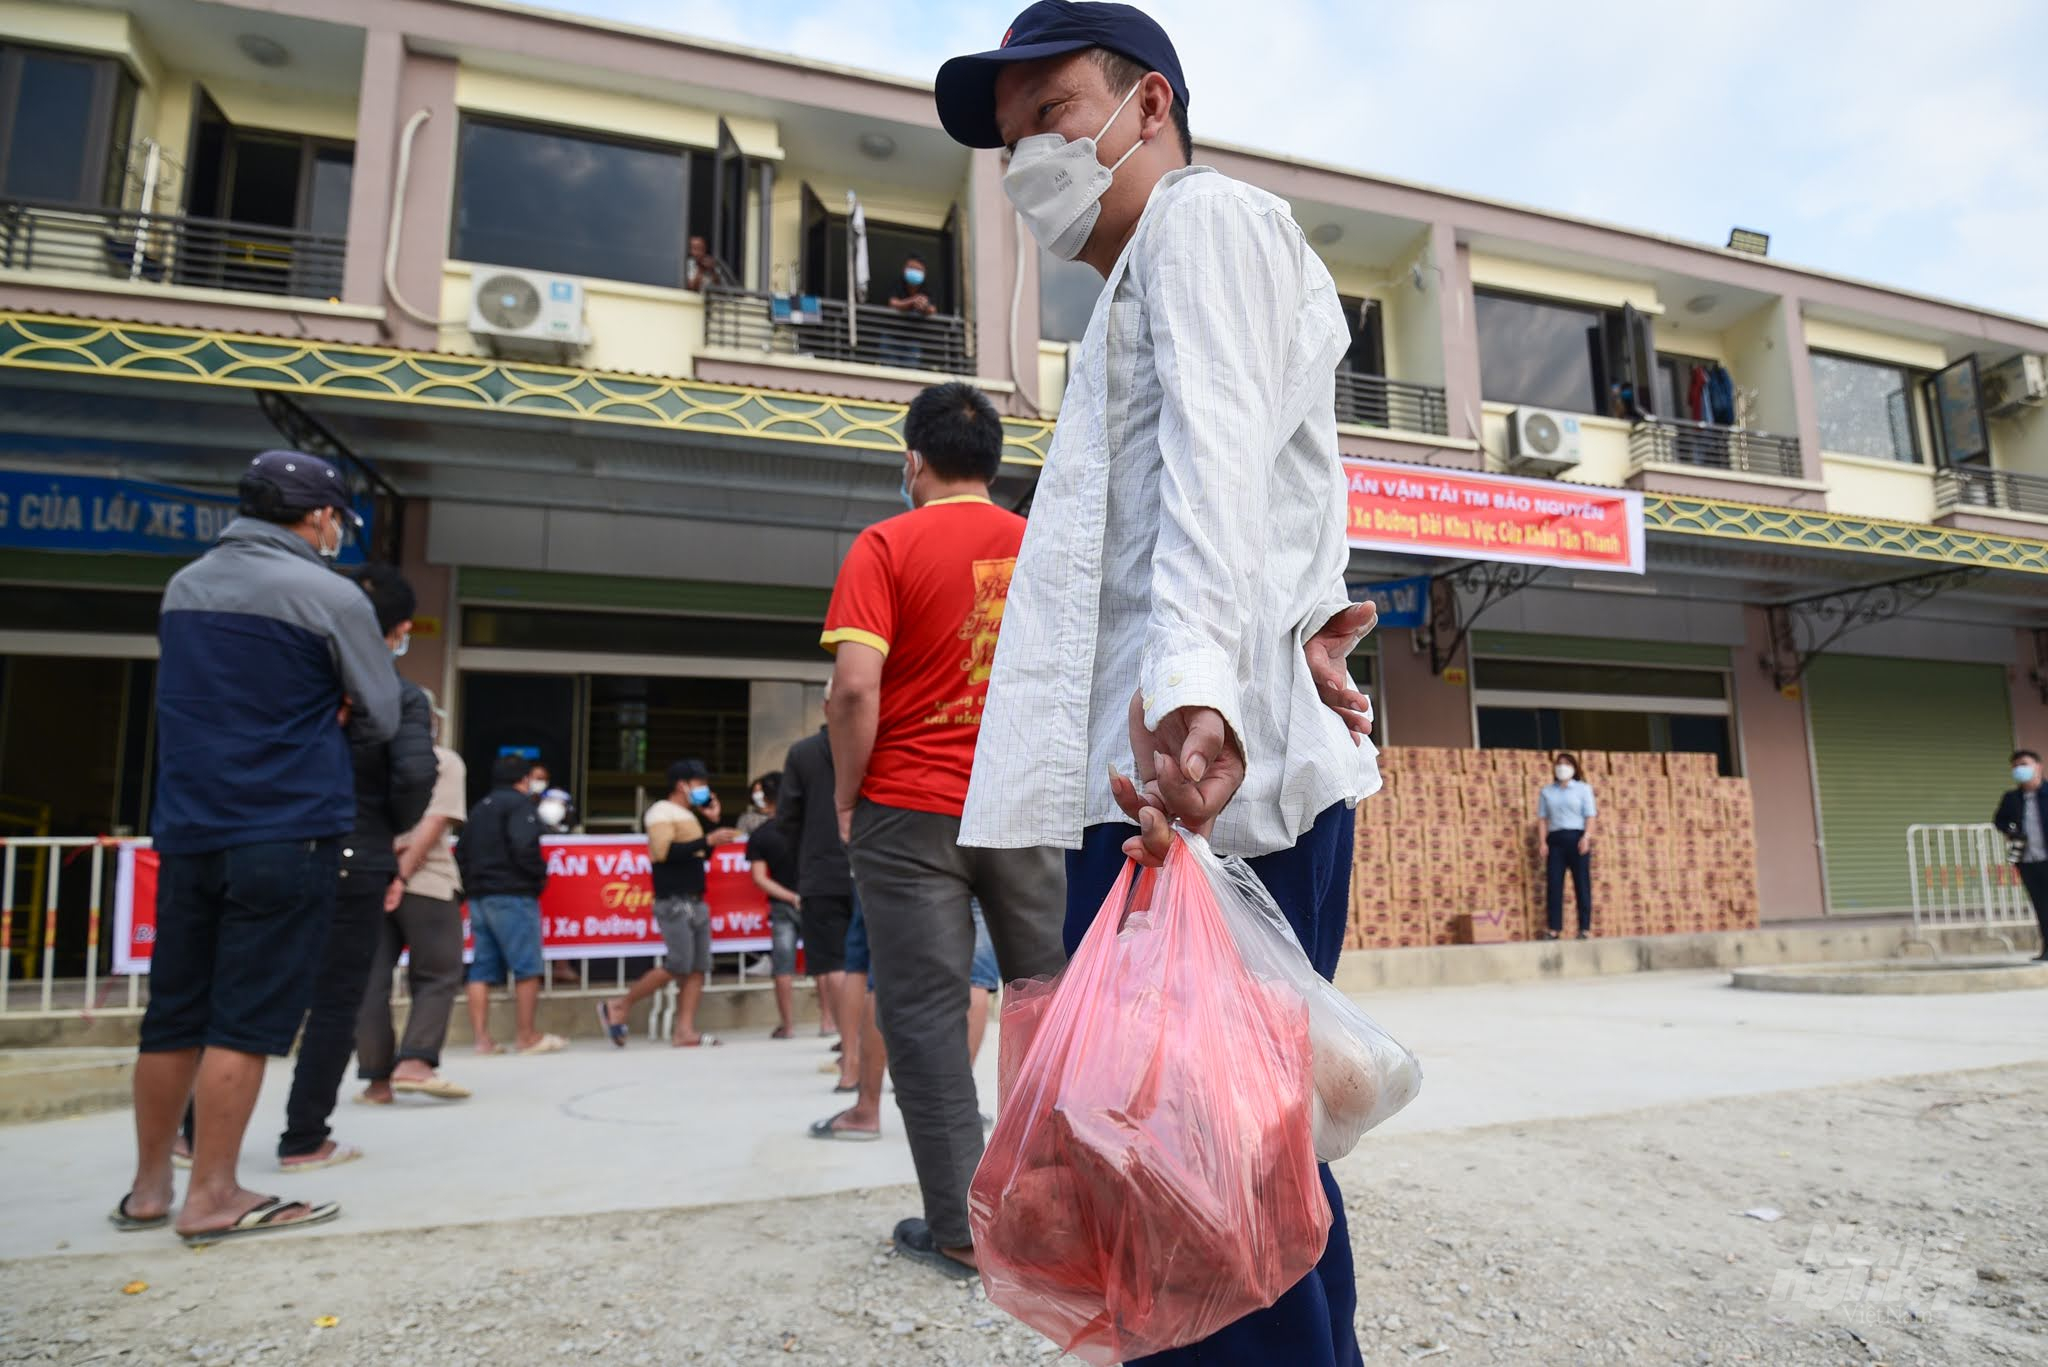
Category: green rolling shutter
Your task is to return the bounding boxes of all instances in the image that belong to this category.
[1806,655,2011,912]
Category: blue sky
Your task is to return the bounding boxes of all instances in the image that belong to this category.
[560,0,2048,321]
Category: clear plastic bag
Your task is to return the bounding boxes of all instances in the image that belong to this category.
[970,836,1330,1364]
[1182,831,1423,1161]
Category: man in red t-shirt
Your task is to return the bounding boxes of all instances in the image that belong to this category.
[820,382,1067,1279]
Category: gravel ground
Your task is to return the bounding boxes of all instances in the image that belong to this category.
[3,1062,2044,1366]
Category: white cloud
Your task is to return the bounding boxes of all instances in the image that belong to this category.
[552,0,2048,318]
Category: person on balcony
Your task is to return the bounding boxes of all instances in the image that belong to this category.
[686,235,733,292]
[882,255,939,368]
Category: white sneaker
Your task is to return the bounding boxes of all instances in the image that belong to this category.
[744,955,774,976]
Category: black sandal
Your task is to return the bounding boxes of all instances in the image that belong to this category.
[892,1218,979,1280]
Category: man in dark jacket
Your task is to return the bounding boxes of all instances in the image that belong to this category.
[460,754,562,1054]
[277,563,437,1169]
[778,725,851,1037]
[1993,749,2048,961]
[121,450,397,1245]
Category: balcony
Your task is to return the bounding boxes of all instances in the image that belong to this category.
[1334,370,1449,438]
[702,285,970,377]
[1629,418,1802,480]
[0,198,346,301]
[1935,464,2048,519]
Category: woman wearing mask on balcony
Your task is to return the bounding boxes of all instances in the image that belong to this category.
[1536,752,1597,940]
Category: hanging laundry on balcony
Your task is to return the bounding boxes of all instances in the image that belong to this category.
[1707,364,1737,426]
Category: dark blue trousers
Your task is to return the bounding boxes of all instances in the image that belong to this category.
[1063,804,1363,1367]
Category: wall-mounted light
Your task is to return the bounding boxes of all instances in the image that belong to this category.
[1685,294,1718,315]
[857,133,897,161]
[236,33,290,67]
[1726,227,1769,256]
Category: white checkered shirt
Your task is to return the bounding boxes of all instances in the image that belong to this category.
[960,167,1381,859]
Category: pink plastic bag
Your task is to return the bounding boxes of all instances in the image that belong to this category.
[969,836,1330,1364]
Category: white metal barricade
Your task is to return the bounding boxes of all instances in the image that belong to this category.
[0,836,137,1018]
[1905,823,2036,955]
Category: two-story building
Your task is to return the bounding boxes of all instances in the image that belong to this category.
[3,0,2046,951]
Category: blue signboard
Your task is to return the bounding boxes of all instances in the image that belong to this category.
[1353,574,1430,630]
[0,470,368,561]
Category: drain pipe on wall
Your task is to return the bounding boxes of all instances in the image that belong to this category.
[385,109,460,329]
[1007,212,1042,418]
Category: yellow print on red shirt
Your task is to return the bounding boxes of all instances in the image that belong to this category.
[922,555,1017,726]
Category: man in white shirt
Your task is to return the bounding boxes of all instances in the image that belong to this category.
[937,4,1379,1363]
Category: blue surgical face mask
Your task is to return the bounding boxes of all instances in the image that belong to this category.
[2015,764,2038,784]
[689,783,712,805]
[904,267,926,287]
[899,452,921,511]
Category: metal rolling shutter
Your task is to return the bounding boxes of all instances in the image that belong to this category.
[1806,655,2011,912]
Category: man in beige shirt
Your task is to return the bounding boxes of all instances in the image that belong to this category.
[356,710,472,1103]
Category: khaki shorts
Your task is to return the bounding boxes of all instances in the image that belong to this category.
[654,895,711,976]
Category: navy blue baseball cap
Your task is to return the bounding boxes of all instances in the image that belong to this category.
[935,0,1188,150]
[243,449,361,528]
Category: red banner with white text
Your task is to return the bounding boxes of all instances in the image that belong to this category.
[1343,457,1645,573]
[112,835,776,973]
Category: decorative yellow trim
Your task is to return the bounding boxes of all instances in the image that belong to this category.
[924,494,994,506]
[3,310,2043,576]
[819,627,890,657]
[0,312,1053,469]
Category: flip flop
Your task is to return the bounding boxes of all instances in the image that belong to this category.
[279,1143,362,1174]
[517,1034,566,1055]
[171,1152,192,1170]
[391,1077,471,1100]
[892,1218,979,1280]
[808,1110,880,1142]
[673,1034,722,1048]
[180,1197,339,1246]
[833,1082,859,1094]
[597,1003,628,1048]
[108,1193,169,1232]
[770,1026,794,1040]
[353,1090,392,1106]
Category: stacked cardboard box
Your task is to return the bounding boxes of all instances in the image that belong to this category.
[1346,747,1761,951]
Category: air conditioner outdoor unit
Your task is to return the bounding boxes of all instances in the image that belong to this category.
[1508,407,1583,475]
[468,267,590,355]
[1982,354,2047,418]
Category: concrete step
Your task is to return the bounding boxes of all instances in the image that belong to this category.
[0,1047,134,1125]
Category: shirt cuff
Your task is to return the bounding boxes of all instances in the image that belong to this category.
[819,627,889,656]
[1140,645,1248,774]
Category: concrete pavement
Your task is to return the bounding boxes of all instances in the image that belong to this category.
[3,967,2044,1262]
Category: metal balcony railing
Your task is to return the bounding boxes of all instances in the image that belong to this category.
[703,285,971,376]
[1334,369,1449,437]
[1629,417,1802,480]
[1935,464,2048,518]
[0,197,346,300]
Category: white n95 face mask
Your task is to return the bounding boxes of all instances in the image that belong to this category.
[1003,81,1146,261]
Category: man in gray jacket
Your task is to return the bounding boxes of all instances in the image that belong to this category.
[115,450,398,1245]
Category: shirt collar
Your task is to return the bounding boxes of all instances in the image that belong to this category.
[923,493,992,507]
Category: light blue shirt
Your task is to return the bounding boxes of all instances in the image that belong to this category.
[1538,779,1598,831]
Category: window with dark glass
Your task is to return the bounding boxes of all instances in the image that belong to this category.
[0,42,138,205]
[179,92,353,295]
[1476,290,1612,414]
[454,118,694,289]
[1811,351,1921,463]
